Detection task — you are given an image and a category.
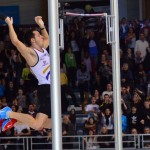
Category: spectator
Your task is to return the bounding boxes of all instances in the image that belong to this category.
[125,27,136,53]
[121,97,130,115]
[121,62,134,86]
[70,31,81,67]
[101,94,113,113]
[76,62,90,103]
[143,126,150,148]
[85,96,100,119]
[119,17,129,52]
[14,120,31,150]
[127,106,144,133]
[121,85,132,103]
[88,31,99,64]
[5,80,17,105]
[128,128,139,148]
[69,108,76,130]
[102,83,113,101]
[93,89,103,107]
[84,116,98,135]
[101,108,114,134]
[16,88,27,112]
[27,104,37,118]
[98,126,114,148]
[134,33,149,63]
[62,115,75,149]
[65,46,77,88]
[124,48,135,70]
[84,130,99,149]
[134,64,147,91]
[142,100,150,127]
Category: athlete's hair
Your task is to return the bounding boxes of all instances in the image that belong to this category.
[24,28,36,47]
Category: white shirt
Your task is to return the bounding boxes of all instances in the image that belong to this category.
[85,104,100,113]
[134,40,149,59]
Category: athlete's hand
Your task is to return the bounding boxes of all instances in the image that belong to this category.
[5,17,13,25]
[35,16,44,28]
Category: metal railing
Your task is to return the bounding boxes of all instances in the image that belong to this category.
[0,134,149,150]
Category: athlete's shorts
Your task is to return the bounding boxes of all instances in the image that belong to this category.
[37,84,51,118]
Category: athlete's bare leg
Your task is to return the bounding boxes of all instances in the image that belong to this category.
[8,111,51,130]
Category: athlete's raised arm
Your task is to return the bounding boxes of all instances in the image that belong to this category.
[35,16,49,49]
[5,17,30,58]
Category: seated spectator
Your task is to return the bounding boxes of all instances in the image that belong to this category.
[102,83,113,101]
[121,62,134,86]
[101,108,114,134]
[130,92,143,113]
[125,27,136,52]
[143,126,150,148]
[124,48,135,70]
[84,116,98,135]
[93,89,103,106]
[17,78,28,94]
[11,104,18,112]
[27,104,37,118]
[14,121,31,150]
[1,96,8,107]
[100,94,113,113]
[84,130,99,150]
[98,126,114,148]
[121,85,132,102]
[62,115,75,149]
[85,96,100,120]
[127,106,144,133]
[142,100,150,127]
[134,64,147,91]
[69,108,76,130]
[135,50,143,64]
[127,128,139,148]
[121,97,130,115]
[134,33,149,63]
[5,80,17,105]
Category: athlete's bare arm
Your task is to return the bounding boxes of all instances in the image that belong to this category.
[5,17,30,58]
[35,16,49,49]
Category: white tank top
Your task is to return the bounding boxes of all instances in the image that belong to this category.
[30,48,51,85]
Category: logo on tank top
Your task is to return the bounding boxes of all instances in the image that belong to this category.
[42,60,48,66]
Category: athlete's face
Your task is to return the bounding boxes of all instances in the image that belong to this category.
[32,31,44,47]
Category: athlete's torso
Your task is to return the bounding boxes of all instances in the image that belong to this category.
[30,48,51,85]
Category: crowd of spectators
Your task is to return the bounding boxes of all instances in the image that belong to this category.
[0,14,150,149]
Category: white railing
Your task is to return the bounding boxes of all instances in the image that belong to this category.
[0,134,149,150]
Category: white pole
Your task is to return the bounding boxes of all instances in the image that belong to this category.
[110,0,123,150]
[48,0,62,150]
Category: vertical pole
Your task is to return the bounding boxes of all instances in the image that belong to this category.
[139,0,143,20]
[110,0,123,150]
[48,0,62,150]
